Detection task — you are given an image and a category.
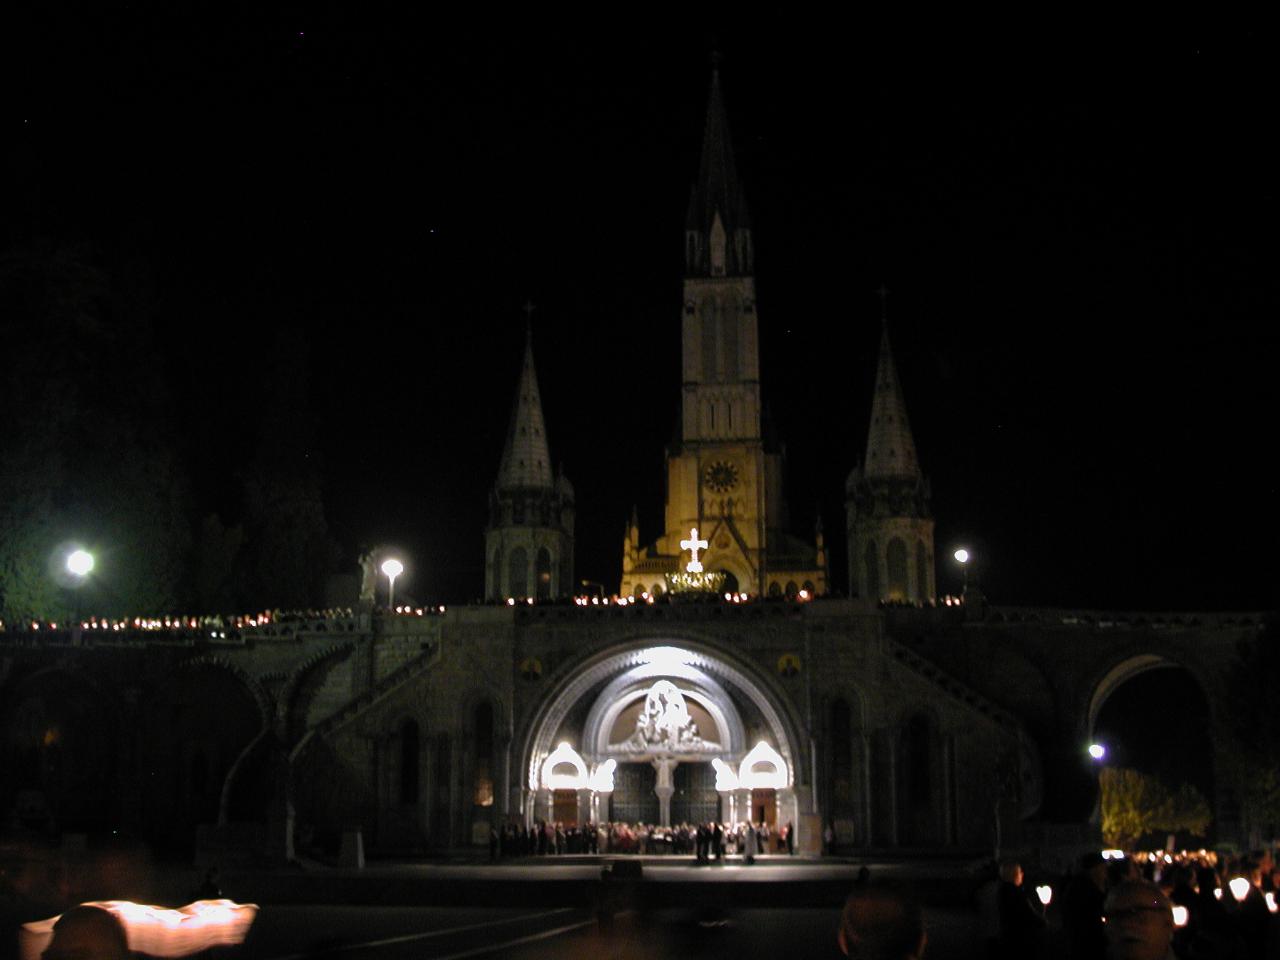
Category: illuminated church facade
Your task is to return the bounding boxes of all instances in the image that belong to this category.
[0,67,1262,865]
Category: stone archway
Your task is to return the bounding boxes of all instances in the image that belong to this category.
[519,639,807,835]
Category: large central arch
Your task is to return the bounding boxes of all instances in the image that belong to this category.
[519,637,805,803]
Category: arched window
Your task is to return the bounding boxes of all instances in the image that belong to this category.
[721,293,739,381]
[768,581,781,598]
[651,583,664,596]
[887,538,908,600]
[508,547,527,599]
[701,297,718,385]
[864,541,879,599]
[490,547,502,600]
[535,547,552,600]
[785,581,799,599]
[710,212,727,277]
[802,580,816,596]
[915,541,929,603]
[400,718,420,805]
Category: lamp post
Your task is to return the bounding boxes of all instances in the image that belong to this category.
[65,548,94,639]
[381,558,403,609]
[953,548,970,597]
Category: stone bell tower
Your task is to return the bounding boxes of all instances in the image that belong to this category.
[485,320,574,601]
[846,304,936,603]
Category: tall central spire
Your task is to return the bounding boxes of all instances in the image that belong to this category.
[685,60,752,277]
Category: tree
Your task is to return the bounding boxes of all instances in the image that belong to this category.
[1101,766,1212,851]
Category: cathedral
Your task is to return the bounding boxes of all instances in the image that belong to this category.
[0,66,1263,865]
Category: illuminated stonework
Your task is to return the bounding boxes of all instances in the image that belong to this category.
[628,679,704,751]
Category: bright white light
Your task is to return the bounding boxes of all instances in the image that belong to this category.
[589,759,617,793]
[381,558,403,579]
[1229,877,1251,902]
[1101,849,1125,860]
[1266,892,1277,914]
[1172,905,1189,927]
[66,549,94,577]
[1035,885,1052,906]
[541,742,588,790]
[680,527,708,574]
[953,548,970,564]
[738,741,788,789]
[711,757,739,792]
[1213,888,1222,901]
[1088,743,1106,760]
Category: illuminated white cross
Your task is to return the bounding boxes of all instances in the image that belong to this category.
[681,527,709,573]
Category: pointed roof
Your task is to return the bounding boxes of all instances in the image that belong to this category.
[496,325,553,490]
[863,320,922,480]
[685,63,750,237]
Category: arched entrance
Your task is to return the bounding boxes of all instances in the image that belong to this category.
[1087,655,1215,845]
[520,640,806,837]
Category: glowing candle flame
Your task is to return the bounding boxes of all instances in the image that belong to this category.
[1172,905,1188,927]
[1229,877,1251,902]
[1035,885,1052,906]
[20,900,257,960]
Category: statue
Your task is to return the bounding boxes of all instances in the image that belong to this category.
[358,551,377,602]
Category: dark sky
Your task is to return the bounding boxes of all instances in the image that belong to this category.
[9,15,1277,610]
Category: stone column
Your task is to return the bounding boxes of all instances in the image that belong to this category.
[653,757,677,827]
[577,788,592,826]
[735,788,752,825]
[535,787,552,824]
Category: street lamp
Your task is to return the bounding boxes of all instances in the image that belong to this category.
[953,548,970,596]
[1088,743,1106,761]
[381,558,404,609]
[66,549,95,578]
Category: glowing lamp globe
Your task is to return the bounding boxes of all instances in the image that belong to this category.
[66,550,94,577]
[953,549,970,565]
[381,558,403,579]
[1088,743,1106,761]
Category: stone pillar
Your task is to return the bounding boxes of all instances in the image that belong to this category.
[577,788,592,826]
[653,758,677,827]
[735,788,752,826]
[535,788,552,824]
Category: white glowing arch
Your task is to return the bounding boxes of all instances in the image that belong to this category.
[711,757,739,792]
[540,742,588,790]
[590,759,617,793]
[738,741,789,789]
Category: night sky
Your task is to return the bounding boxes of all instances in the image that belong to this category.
[8,16,1276,611]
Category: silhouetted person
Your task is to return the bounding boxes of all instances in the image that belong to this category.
[1103,878,1176,960]
[42,906,130,960]
[1062,852,1109,960]
[997,860,1045,959]
[838,886,927,959]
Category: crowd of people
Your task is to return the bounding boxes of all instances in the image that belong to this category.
[975,848,1280,960]
[492,819,796,860]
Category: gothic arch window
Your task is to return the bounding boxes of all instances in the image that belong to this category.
[915,540,929,603]
[473,702,494,807]
[887,538,908,600]
[864,541,879,600]
[701,297,718,384]
[710,212,727,276]
[508,547,527,599]
[785,581,798,599]
[802,580,816,596]
[400,718,420,805]
[651,583,664,596]
[721,293,739,381]
[535,547,552,600]
[768,581,781,598]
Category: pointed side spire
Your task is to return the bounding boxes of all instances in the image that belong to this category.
[496,321,554,490]
[685,58,752,276]
[863,300,922,480]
